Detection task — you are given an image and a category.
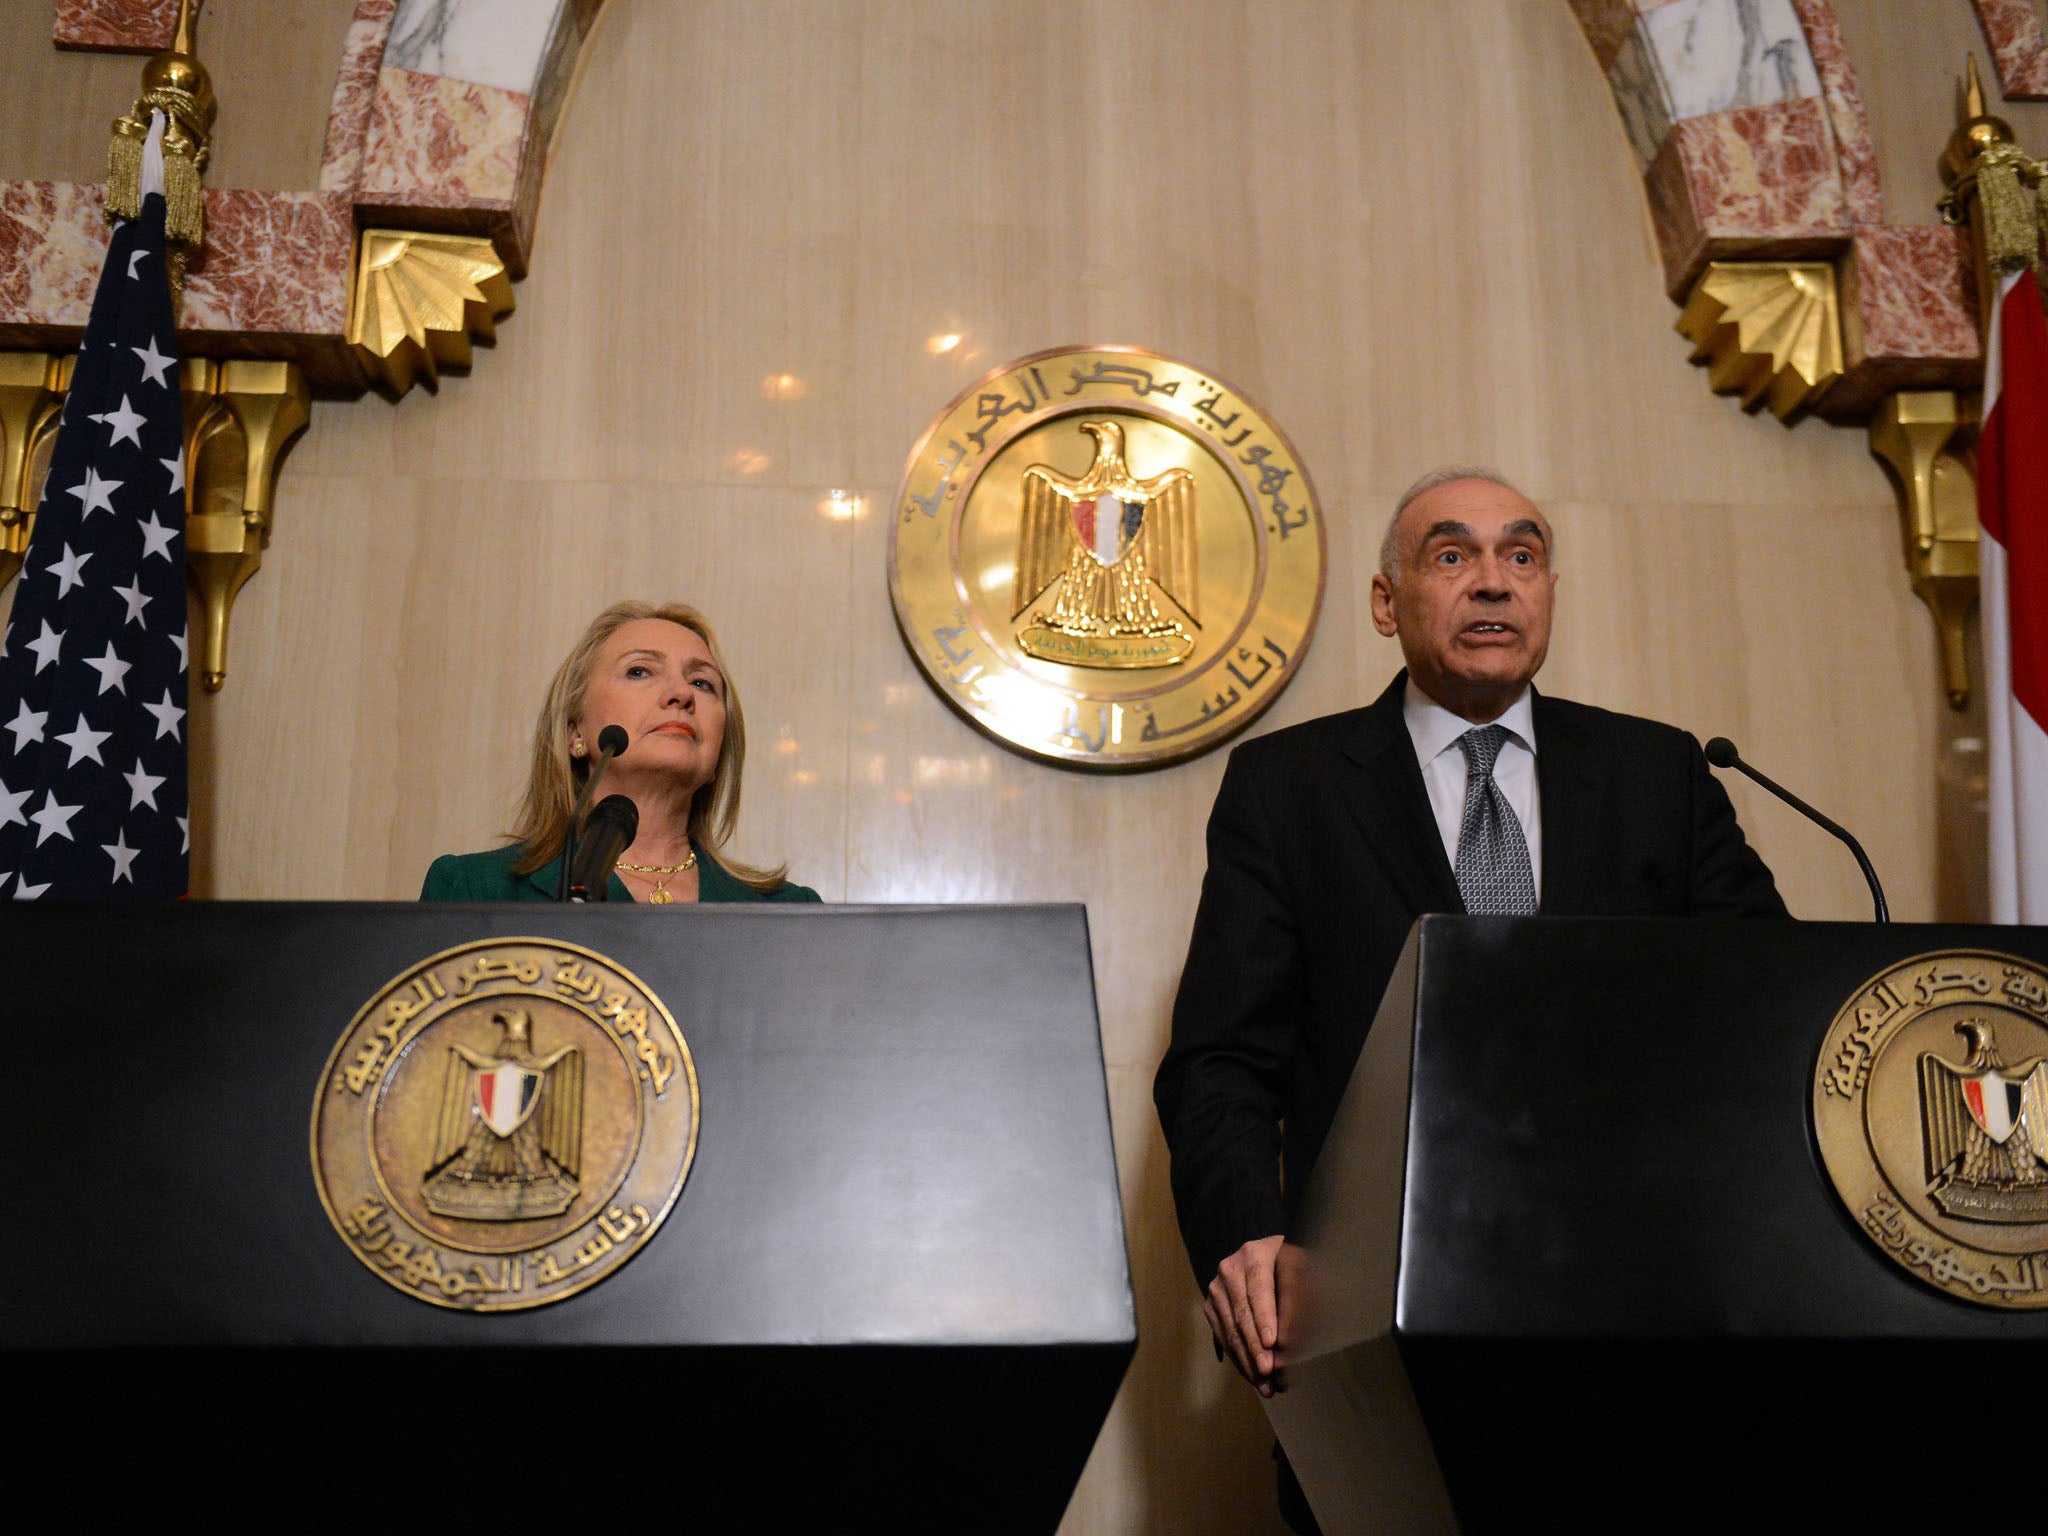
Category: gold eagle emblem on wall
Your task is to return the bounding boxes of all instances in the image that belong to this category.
[1013,420,1199,668]
[423,1008,584,1221]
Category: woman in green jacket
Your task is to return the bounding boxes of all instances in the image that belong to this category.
[421,600,819,905]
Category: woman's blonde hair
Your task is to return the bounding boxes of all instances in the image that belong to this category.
[508,601,788,893]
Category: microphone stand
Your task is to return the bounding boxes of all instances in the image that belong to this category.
[1705,737,1889,922]
[557,726,628,902]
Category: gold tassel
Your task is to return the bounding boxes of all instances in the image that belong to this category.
[1974,149,2043,278]
[160,140,204,249]
[105,117,147,223]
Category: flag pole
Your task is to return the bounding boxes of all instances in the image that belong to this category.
[105,0,213,294]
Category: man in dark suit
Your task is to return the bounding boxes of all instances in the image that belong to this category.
[1154,468,1785,1525]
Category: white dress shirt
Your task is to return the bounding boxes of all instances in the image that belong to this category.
[1402,679,1542,903]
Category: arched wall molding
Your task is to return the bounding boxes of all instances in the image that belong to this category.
[1569,0,1980,421]
[3,0,605,391]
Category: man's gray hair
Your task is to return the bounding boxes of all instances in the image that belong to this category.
[1377,465,1533,585]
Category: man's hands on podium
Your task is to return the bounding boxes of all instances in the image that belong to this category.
[1205,1233,1289,1397]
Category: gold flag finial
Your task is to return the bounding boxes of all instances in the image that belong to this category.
[1964,52,1986,122]
[105,0,214,286]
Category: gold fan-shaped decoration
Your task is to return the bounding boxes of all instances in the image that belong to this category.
[349,230,515,395]
[1676,261,1842,422]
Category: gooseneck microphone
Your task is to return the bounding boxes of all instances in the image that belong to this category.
[567,795,640,902]
[1704,736,1889,922]
[557,724,631,902]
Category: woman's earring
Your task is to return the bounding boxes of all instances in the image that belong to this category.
[570,738,587,758]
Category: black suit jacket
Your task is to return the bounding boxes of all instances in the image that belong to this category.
[1153,671,1788,1286]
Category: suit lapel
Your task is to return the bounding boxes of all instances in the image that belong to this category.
[1337,672,1464,916]
[1534,691,1599,915]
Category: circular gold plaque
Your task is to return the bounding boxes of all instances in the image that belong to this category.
[311,938,699,1310]
[1814,949,2048,1307]
[889,345,1326,768]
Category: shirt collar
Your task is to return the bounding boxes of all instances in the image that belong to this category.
[1401,676,1538,766]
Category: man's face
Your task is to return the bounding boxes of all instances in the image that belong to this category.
[1369,478,1557,721]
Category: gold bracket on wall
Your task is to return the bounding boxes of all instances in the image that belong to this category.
[1676,262,1843,422]
[180,358,311,691]
[348,229,515,396]
[0,351,73,589]
[1869,390,1978,709]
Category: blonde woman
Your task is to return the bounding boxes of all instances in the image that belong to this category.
[421,601,818,904]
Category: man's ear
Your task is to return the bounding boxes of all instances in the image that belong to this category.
[1369,573,1399,638]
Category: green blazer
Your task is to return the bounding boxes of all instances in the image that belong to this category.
[419,843,821,904]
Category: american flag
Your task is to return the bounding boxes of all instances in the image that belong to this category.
[0,154,188,900]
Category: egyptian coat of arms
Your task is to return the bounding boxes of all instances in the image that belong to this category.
[424,1008,584,1220]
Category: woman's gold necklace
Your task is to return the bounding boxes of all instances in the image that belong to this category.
[615,850,697,904]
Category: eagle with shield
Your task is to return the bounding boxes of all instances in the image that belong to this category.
[1920,1019,2048,1222]
[422,1008,583,1221]
[1012,419,1199,668]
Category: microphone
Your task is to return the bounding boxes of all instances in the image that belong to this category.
[1704,737,1889,922]
[557,725,630,901]
[567,794,639,903]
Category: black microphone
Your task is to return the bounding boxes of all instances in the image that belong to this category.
[567,794,639,903]
[1704,736,1888,922]
[557,724,630,901]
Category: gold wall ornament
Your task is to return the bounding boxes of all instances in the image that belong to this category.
[1868,390,1979,709]
[310,938,699,1311]
[1675,262,1843,422]
[1814,950,2048,1308]
[890,346,1326,770]
[180,358,310,691]
[0,351,72,590]
[348,229,516,396]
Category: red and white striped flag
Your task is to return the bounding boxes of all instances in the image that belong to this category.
[1978,266,2048,922]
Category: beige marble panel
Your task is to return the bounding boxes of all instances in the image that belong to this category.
[0,0,1961,1529]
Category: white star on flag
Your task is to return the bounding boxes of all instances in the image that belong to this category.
[123,760,165,811]
[10,877,53,900]
[127,248,150,279]
[0,780,28,829]
[143,690,185,742]
[67,466,122,520]
[113,575,150,626]
[4,701,46,752]
[49,544,92,597]
[102,829,140,884]
[83,642,132,696]
[26,622,63,674]
[53,713,112,767]
[138,513,176,561]
[171,629,188,669]
[29,791,81,846]
[160,454,184,494]
[178,814,189,854]
[90,394,147,448]
[132,336,175,387]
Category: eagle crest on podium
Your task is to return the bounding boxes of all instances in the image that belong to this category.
[1013,420,1199,668]
[423,1008,584,1221]
[1920,1019,2048,1222]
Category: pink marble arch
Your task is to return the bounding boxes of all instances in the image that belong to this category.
[53,0,177,52]
[1973,0,2048,99]
[8,0,605,387]
[1570,0,1981,418]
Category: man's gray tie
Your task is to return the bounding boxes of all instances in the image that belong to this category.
[1454,724,1537,915]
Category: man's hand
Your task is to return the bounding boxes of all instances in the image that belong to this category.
[1204,1233,1286,1397]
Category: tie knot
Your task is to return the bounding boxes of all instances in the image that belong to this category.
[1458,723,1509,779]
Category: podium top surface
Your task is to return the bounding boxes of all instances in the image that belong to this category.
[3,901,1135,1351]
[1386,916,2048,1341]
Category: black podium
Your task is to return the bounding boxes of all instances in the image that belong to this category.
[0,902,1134,1531]
[1268,917,2048,1534]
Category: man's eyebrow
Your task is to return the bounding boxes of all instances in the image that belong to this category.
[1418,519,1472,544]
[1504,517,1548,544]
